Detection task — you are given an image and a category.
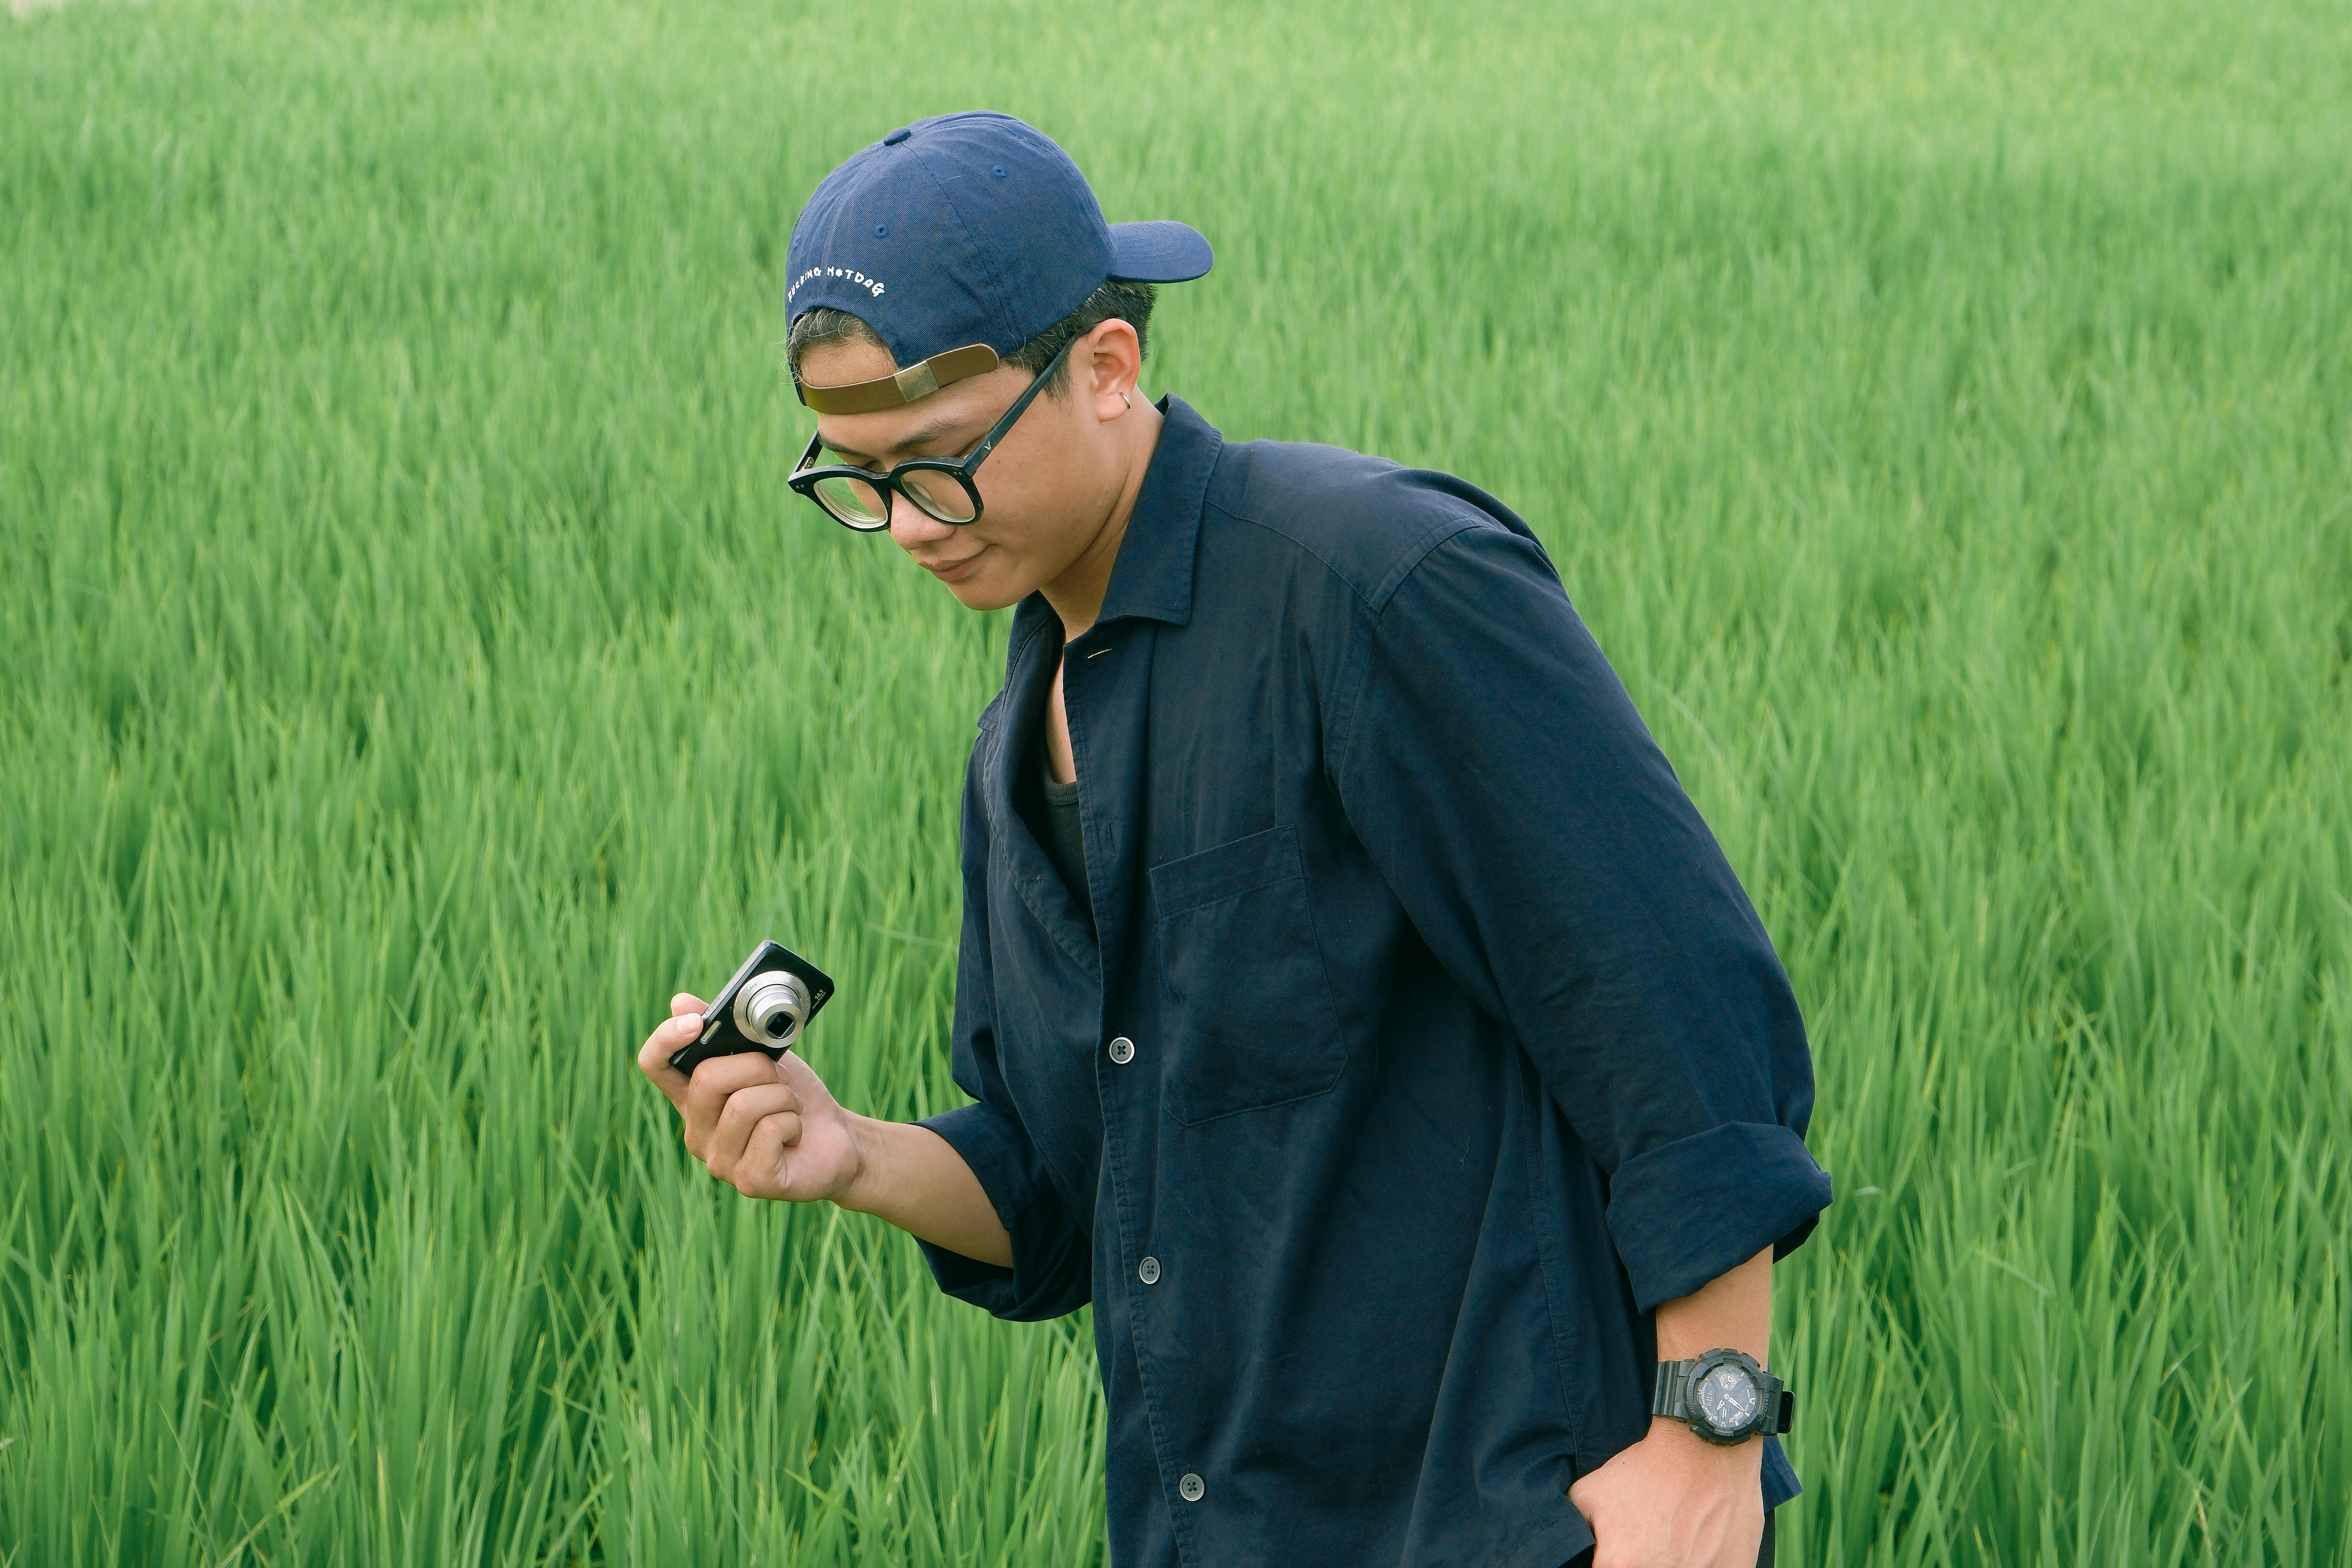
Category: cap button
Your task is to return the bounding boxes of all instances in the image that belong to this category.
[882,128,912,146]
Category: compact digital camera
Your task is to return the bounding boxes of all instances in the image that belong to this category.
[667,939,836,1077]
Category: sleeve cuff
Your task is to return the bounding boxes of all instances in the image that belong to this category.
[1606,1120,1832,1311]
[914,1101,1092,1322]
[1761,1435,1802,1512]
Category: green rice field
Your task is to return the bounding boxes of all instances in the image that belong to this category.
[4,0,2349,1562]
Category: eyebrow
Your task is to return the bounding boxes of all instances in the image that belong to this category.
[820,415,978,464]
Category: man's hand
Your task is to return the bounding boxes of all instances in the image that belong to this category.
[1570,1244,1775,1566]
[633,994,1015,1266]
[636,994,863,1203]
[1567,1418,1764,1568]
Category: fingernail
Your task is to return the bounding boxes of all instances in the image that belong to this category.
[677,1015,700,1037]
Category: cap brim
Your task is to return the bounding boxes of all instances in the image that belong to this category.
[1107,220,1214,283]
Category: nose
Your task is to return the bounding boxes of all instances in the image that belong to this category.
[887,489,956,553]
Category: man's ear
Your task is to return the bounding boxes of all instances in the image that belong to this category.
[1077,318,1143,423]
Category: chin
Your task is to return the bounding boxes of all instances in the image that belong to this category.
[943,572,1024,613]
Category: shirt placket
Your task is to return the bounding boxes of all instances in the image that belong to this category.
[1060,616,1212,1551]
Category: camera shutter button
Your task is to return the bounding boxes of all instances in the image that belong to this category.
[1107,1036,1135,1064]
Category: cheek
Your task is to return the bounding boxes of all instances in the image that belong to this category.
[971,462,1046,530]
[980,406,1099,517]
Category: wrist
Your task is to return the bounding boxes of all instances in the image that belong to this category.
[831,1110,888,1211]
[825,1115,1016,1268]
[1648,1414,1764,1463]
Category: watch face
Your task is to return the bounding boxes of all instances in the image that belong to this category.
[1696,1365,1760,1432]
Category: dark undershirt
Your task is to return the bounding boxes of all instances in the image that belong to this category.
[1031,728,1092,926]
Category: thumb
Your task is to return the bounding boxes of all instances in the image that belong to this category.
[774,1048,837,1111]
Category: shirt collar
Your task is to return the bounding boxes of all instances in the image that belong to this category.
[1004,394,1221,656]
[1093,394,1222,630]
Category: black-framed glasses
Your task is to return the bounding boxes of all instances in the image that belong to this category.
[789,336,1077,532]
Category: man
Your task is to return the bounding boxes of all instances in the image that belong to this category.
[636,111,1831,1568]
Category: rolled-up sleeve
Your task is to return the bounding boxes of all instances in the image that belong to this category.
[913,748,1093,1321]
[1333,516,1831,1312]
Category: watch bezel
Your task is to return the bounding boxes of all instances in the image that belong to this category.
[1683,1348,1770,1445]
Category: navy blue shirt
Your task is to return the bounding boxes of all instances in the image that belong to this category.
[917,397,1832,1568]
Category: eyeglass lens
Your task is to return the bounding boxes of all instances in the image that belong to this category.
[811,472,888,528]
[901,469,978,523]
[810,467,978,529]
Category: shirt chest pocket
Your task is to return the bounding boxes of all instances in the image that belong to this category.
[1148,824,1348,1125]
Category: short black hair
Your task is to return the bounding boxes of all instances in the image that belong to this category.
[786,278,1158,396]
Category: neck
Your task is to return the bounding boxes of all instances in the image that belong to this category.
[1040,398,1164,642]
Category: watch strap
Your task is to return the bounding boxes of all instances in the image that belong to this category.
[1650,1358,1690,1420]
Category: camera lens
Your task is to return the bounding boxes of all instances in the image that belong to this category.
[733,971,810,1051]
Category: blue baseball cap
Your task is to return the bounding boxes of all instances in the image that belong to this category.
[786,111,1212,414]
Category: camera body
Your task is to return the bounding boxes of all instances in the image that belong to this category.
[667,939,836,1077]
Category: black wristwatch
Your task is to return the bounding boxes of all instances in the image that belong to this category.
[1652,1349,1793,1446]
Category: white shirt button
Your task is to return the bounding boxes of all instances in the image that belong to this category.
[1108,1036,1135,1064]
[1138,1256,1161,1285]
[1178,1472,1205,1502]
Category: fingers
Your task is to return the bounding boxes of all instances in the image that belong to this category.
[670,993,707,1019]
[738,1104,810,1200]
[705,1081,803,1182]
[681,1051,786,1153]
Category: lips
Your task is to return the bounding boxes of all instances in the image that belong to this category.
[922,548,988,582]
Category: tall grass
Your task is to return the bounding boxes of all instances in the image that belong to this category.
[3,0,2348,1561]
